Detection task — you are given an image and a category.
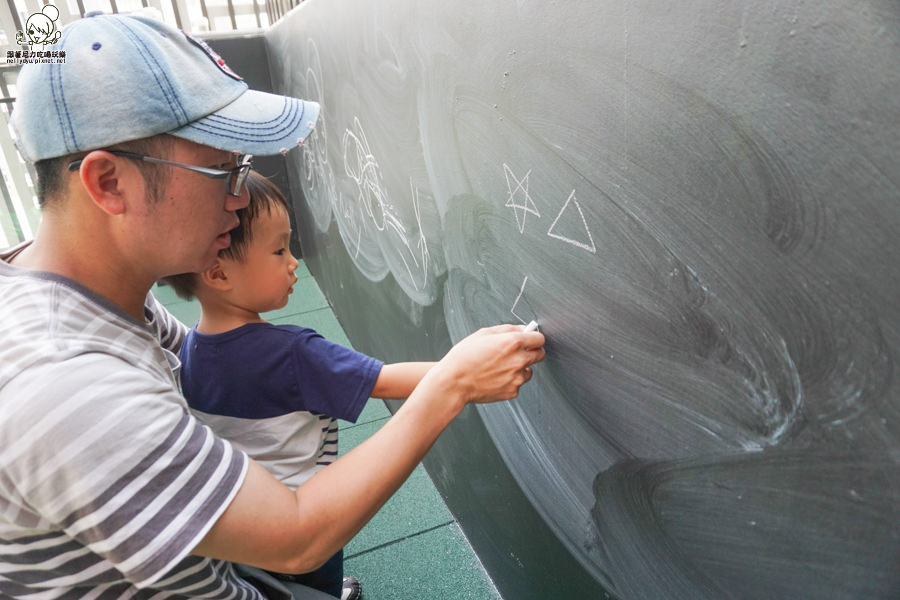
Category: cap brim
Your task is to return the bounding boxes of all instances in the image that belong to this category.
[170,89,320,156]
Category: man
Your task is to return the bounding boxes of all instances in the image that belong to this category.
[0,13,545,599]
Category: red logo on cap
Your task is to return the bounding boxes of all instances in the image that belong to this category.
[182,31,243,81]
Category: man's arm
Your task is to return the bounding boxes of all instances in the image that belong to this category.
[372,362,436,399]
[192,324,545,573]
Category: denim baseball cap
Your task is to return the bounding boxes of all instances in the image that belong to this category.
[11,13,320,162]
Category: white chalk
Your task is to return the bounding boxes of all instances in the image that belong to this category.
[523,320,539,332]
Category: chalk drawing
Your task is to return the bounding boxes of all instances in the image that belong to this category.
[291,40,440,305]
[510,275,537,324]
[301,62,326,194]
[547,190,597,253]
[343,117,388,232]
[385,178,431,291]
[504,163,541,233]
[298,39,340,235]
[296,38,370,266]
[410,178,431,290]
[340,116,430,293]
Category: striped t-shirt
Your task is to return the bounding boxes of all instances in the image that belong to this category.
[0,244,262,599]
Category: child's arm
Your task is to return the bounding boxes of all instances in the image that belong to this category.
[193,325,545,575]
[372,362,437,399]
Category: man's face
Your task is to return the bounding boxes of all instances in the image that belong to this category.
[133,138,250,278]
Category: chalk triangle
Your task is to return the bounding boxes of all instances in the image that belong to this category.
[510,276,537,324]
[547,190,596,253]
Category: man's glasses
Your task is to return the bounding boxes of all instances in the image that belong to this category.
[68,150,253,197]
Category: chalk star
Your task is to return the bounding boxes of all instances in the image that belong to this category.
[504,164,540,233]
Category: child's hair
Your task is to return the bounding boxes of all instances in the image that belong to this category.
[161,170,292,301]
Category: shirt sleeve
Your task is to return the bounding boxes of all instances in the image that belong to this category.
[290,328,383,423]
[0,351,247,588]
[146,290,189,354]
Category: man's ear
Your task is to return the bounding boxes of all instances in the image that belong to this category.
[200,259,232,291]
[76,150,134,216]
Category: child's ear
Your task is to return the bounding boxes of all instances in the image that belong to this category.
[200,260,232,291]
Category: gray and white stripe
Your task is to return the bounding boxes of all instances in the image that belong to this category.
[1,254,261,599]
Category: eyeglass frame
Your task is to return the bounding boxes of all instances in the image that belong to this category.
[67,150,253,197]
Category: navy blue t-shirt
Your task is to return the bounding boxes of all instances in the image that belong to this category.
[179,323,383,422]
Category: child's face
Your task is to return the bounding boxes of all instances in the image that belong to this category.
[223,204,299,313]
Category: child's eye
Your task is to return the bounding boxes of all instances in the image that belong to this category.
[275,248,286,255]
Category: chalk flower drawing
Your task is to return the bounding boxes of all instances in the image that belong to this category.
[341,117,430,293]
[297,40,434,302]
[298,38,350,243]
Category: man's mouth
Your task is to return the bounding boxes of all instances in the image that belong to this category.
[216,220,240,248]
[215,231,232,248]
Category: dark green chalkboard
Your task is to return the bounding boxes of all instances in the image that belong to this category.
[266,1,900,597]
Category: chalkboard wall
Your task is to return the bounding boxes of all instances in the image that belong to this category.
[266,1,900,598]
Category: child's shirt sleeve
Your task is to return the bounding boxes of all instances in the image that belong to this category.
[289,327,383,422]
